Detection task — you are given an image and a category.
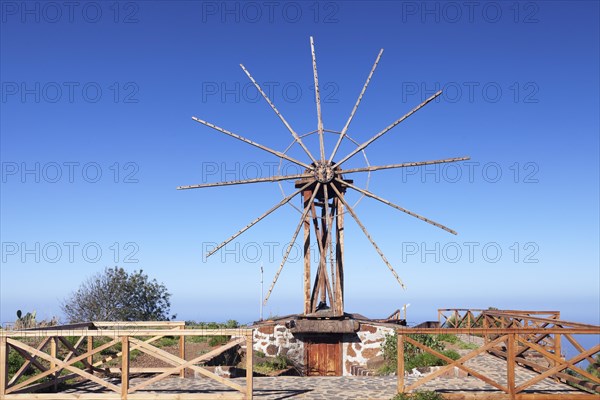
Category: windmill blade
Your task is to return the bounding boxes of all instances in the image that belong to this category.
[339,156,471,175]
[310,36,326,161]
[330,183,405,289]
[329,49,384,163]
[206,181,314,259]
[177,173,312,190]
[336,178,457,235]
[335,90,442,167]
[264,183,321,304]
[240,64,318,165]
[192,116,312,170]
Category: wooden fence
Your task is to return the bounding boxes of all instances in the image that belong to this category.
[393,310,600,399]
[0,321,254,400]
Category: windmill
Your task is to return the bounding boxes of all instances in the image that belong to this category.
[179,37,469,318]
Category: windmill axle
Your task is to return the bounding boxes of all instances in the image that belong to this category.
[313,160,335,183]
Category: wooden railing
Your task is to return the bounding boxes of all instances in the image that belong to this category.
[438,309,561,329]
[0,321,254,400]
[400,315,600,399]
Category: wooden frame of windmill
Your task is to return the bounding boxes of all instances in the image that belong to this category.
[179,37,468,322]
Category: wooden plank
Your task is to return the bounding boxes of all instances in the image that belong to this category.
[2,394,246,399]
[335,195,344,316]
[1,329,253,338]
[564,333,597,366]
[128,338,245,393]
[507,333,516,399]
[179,323,185,379]
[404,335,509,393]
[121,337,129,399]
[489,348,600,392]
[245,335,253,400]
[303,190,312,315]
[515,343,600,392]
[87,336,94,374]
[8,339,50,385]
[50,336,57,391]
[0,336,7,396]
[515,338,600,386]
[397,333,404,393]
[5,337,121,394]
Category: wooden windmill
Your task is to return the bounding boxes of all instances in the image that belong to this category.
[179,37,469,318]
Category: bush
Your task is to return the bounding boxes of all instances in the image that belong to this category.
[392,391,445,400]
[208,336,230,347]
[381,333,458,372]
[254,355,292,374]
[586,354,600,378]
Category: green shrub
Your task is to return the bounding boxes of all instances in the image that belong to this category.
[254,354,291,374]
[586,354,600,378]
[208,335,230,347]
[436,334,458,344]
[392,391,445,400]
[381,333,459,372]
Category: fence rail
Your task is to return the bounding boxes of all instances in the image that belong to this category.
[392,309,600,399]
[0,321,254,400]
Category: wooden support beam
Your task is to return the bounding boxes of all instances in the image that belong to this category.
[0,336,6,397]
[245,335,253,400]
[121,337,129,400]
[87,337,93,374]
[334,196,344,316]
[303,190,312,315]
[50,337,58,392]
[508,333,516,399]
[397,333,404,394]
[179,323,185,379]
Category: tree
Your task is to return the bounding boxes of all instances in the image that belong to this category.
[61,267,173,322]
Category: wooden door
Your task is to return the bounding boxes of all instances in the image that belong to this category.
[305,335,342,376]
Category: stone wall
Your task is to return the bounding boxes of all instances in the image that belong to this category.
[253,323,304,366]
[253,321,396,376]
[342,323,395,376]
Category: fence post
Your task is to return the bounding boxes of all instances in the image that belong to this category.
[50,336,58,391]
[246,333,253,400]
[121,336,129,400]
[179,323,186,378]
[554,332,562,368]
[87,336,94,374]
[397,332,404,393]
[483,313,489,344]
[507,333,516,400]
[0,336,7,396]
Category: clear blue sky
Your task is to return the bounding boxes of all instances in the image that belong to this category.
[1,1,598,326]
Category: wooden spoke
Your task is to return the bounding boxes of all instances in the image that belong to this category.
[337,178,457,235]
[192,116,312,170]
[206,181,314,258]
[177,172,312,190]
[264,183,321,304]
[330,183,405,289]
[339,156,470,174]
[310,36,325,161]
[329,48,383,163]
[240,64,318,164]
[336,90,442,167]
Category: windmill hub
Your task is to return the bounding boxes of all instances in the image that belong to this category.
[313,160,335,183]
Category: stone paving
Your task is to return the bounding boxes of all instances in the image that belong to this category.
[56,335,586,399]
[62,355,582,400]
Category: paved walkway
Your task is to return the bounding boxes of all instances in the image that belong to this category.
[62,360,581,400]
[55,335,585,399]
